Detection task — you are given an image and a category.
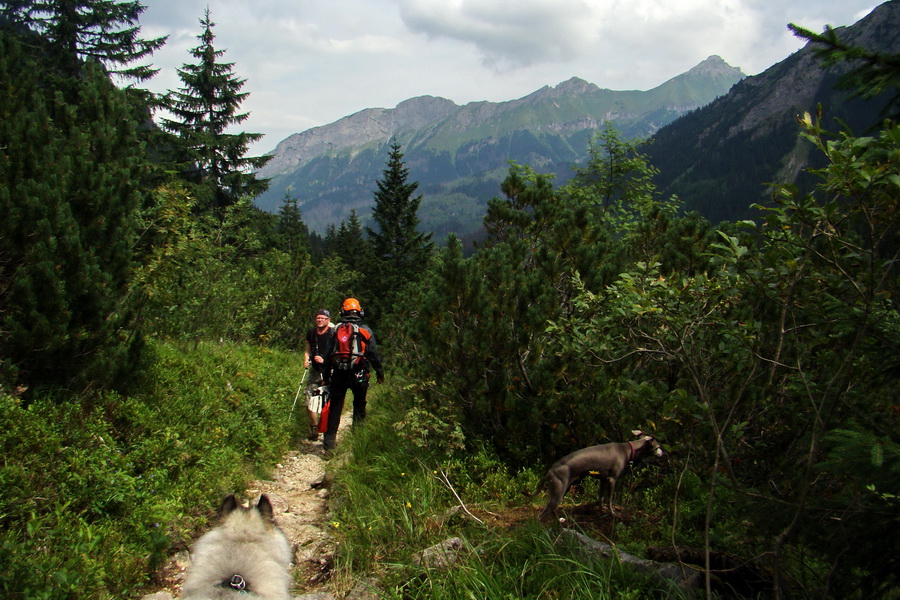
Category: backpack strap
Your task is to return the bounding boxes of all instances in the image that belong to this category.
[333,322,369,370]
[350,323,369,366]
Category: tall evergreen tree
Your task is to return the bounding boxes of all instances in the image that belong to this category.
[0,0,166,81]
[367,140,433,316]
[308,229,326,265]
[322,209,376,308]
[275,193,310,263]
[162,8,270,218]
[326,209,371,269]
[0,29,145,393]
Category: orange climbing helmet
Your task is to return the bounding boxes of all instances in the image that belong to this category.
[341,297,363,318]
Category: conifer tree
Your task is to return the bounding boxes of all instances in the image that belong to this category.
[322,210,376,309]
[0,29,144,393]
[308,230,326,264]
[1,0,166,81]
[367,140,433,315]
[162,8,270,219]
[326,209,371,269]
[275,193,310,263]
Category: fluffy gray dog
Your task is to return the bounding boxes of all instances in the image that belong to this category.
[181,494,292,600]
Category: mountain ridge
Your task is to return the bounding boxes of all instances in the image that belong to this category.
[256,0,899,239]
[259,95,460,178]
[256,55,744,237]
[258,55,740,180]
[645,1,898,223]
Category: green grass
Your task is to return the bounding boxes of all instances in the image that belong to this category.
[324,379,691,600]
[0,338,307,599]
[383,522,681,600]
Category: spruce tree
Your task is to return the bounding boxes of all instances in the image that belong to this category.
[322,210,376,312]
[275,193,311,263]
[366,140,433,316]
[162,8,271,218]
[1,0,166,81]
[327,209,372,269]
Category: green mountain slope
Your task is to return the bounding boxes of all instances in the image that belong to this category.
[255,56,744,239]
[646,1,900,224]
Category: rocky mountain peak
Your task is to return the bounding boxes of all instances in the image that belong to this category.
[394,95,459,119]
[687,55,743,78]
[258,95,459,178]
[553,77,600,95]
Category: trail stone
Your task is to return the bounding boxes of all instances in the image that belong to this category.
[411,536,467,570]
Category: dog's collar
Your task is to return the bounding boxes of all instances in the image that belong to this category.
[220,574,248,594]
[628,440,636,462]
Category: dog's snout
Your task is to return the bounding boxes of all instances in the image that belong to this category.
[654,446,664,456]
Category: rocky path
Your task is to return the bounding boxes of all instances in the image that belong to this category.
[247,441,339,596]
[143,412,350,600]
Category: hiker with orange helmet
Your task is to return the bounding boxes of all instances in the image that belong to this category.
[321,297,384,452]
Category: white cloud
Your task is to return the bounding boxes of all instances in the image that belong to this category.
[137,0,881,155]
[398,0,597,68]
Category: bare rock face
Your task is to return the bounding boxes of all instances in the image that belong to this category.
[258,96,459,178]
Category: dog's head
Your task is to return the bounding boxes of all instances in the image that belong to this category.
[632,429,665,458]
[182,493,292,599]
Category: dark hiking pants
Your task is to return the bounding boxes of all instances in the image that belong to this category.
[323,371,369,449]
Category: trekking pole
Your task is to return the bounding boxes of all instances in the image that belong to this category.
[290,368,309,416]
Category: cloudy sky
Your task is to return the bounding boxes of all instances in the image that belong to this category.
[139,0,878,156]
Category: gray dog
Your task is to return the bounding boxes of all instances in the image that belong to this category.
[529,431,664,520]
[181,494,292,600]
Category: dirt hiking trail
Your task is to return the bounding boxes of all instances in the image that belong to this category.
[143,411,351,600]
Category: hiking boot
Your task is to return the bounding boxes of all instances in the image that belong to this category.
[321,439,336,459]
[307,426,319,441]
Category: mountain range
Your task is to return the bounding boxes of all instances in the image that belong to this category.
[255,1,899,239]
[255,56,744,238]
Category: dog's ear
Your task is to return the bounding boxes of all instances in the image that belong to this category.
[218,494,240,518]
[631,429,644,437]
[255,494,276,522]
